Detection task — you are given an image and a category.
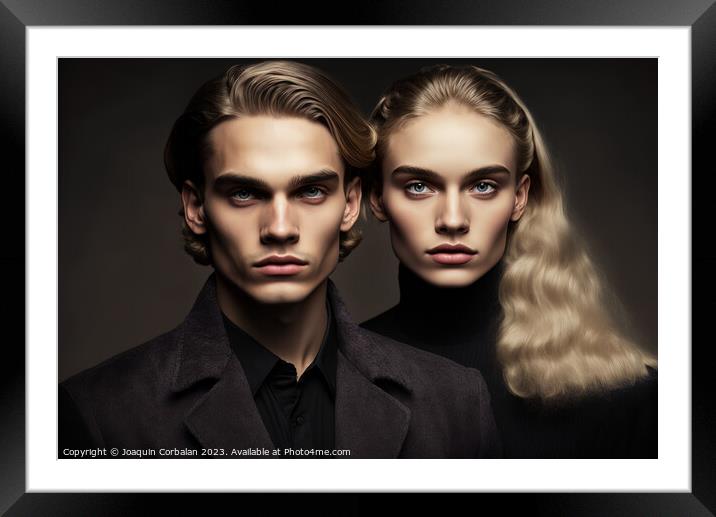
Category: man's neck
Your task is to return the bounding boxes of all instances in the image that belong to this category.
[216,275,329,378]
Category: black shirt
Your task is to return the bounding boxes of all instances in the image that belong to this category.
[222,305,337,456]
[361,262,658,458]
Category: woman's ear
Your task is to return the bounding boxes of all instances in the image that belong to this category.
[181,180,208,234]
[511,174,531,222]
[369,187,389,222]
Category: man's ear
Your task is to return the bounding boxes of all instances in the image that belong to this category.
[340,176,362,232]
[181,180,208,235]
[511,174,531,222]
[369,186,389,222]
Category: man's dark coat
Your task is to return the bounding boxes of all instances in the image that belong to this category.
[59,275,500,458]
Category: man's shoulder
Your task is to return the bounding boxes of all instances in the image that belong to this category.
[355,326,499,457]
[359,326,488,398]
[328,282,486,396]
[60,325,181,400]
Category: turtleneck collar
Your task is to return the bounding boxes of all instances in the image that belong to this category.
[395,260,504,341]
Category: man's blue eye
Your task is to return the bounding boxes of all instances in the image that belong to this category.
[302,186,323,198]
[406,182,429,194]
[232,189,254,200]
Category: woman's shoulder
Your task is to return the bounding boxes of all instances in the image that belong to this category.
[526,366,658,458]
[594,366,658,457]
[609,366,658,405]
[544,366,657,409]
[359,305,404,341]
[564,367,656,411]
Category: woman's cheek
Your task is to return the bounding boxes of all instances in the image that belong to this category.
[473,198,515,257]
[479,194,514,230]
[386,201,426,243]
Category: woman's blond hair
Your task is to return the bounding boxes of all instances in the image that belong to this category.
[370,64,656,402]
[164,60,376,264]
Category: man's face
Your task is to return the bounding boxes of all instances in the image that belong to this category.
[183,116,361,305]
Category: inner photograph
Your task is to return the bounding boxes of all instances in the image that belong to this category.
[57,58,657,459]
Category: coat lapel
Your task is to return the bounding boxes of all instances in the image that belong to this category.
[328,281,413,458]
[184,354,274,451]
[170,274,273,451]
[171,275,414,456]
[334,350,411,458]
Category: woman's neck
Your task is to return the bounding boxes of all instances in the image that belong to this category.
[395,261,503,341]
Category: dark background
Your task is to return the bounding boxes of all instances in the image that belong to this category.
[58,58,657,381]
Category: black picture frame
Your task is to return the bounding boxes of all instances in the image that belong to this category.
[1,1,712,515]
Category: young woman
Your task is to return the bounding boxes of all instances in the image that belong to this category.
[361,64,657,458]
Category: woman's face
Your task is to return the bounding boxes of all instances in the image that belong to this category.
[371,102,530,287]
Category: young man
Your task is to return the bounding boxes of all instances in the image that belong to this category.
[59,60,500,458]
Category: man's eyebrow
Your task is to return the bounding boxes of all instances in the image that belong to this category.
[287,169,340,190]
[391,165,512,186]
[213,173,271,192]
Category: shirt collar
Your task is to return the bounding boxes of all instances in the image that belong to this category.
[222,301,337,397]
[315,301,337,393]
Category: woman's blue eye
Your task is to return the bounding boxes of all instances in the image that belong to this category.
[472,182,496,194]
[406,182,429,194]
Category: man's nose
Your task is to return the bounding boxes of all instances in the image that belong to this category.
[260,195,299,245]
[435,188,469,236]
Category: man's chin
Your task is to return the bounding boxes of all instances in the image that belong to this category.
[245,281,317,306]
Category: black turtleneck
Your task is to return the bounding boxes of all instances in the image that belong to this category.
[363,261,503,386]
[361,262,657,459]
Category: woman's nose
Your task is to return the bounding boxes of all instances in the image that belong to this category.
[435,189,469,235]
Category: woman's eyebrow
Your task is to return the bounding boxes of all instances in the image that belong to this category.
[391,166,444,184]
[391,165,512,185]
[461,166,512,187]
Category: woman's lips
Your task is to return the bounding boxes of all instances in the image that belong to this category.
[426,244,477,265]
[429,253,474,265]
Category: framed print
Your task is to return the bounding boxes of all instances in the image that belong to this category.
[1,0,713,515]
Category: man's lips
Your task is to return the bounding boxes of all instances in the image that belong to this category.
[253,255,308,276]
[426,244,477,265]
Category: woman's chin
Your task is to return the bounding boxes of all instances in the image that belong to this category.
[413,266,488,288]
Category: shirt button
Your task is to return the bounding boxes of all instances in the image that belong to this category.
[295,415,305,425]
